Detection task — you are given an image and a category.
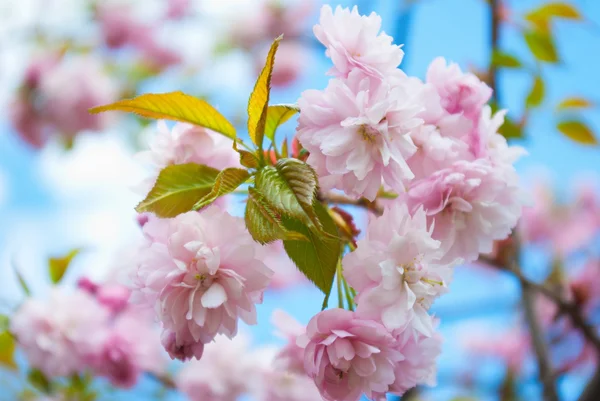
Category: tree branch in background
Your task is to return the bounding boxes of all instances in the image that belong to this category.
[489,0,501,104]
[321,192,384,216]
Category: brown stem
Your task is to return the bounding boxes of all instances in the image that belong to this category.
[489,0,501,103]
[321,192,384,216]
[147,372,176,389]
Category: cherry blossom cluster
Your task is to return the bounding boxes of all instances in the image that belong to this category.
[290,5,524,400]
[10,279,166,388]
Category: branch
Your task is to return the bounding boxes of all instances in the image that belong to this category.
[479,255,600,351]
[320,192,383,216]
[489,0,501,103]
[147,372,176,389]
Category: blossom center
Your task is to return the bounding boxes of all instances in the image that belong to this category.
[357,124,379,143]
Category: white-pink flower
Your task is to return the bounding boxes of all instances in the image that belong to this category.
[272,309,306,375]
[426,57,492,121]
[297,70,421,201]
[297,308,403,401]
[406,159,523,265]
[176,334,256,401]
[343,203,451,336]
[10,288,109,377]
[314,5,404,78]
[388,329,442,395]
[130,206,273,360]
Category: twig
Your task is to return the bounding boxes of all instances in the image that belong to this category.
[479,255,600,352]
[320,192,383,216]
[489,0,501,104]
[147,372,176,389]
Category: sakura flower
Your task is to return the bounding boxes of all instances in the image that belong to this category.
[343,203,451,336]
[297,308,404,401]
[131,206,273,359]
[461,326,528,373]
[314,5,404,78]
[263,369,324,401]
[176,334,256,401]
[297,69,421,201]
[388,329,442,394]
[426,57,492,121]
[406,159,523,265]
[272,309,306,374]
[96,283,131,315]
[259,40,310,87]
[10,288,109,377]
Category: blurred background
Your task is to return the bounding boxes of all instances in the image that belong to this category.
[0,0,599,400]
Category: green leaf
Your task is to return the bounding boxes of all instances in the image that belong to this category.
[281,138,289,158]
[49,248,80,284]
[556,96,593,111]
[0,315,8,333]
[264,104,299,141]
[89,91,236,139]
[12,261,30,296]
[245,187,306,244]
[0,331,16,370]
[557,119,597,145]
[491,50,522,68]
[255,158,321,229]
[526,2,581,21]
[136,163,220,218]
[526,75,545,109]
[27,369,51,393]
[247,35,283,149]
[193,168,250,209]
[499,115,524,139]
[283,202,341,295]
[524,30,559,63]
[233,140,260,169]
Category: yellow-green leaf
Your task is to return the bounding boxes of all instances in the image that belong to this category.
[28,369,51,394]
[557,119,597,145]
[247,35,283,149]
[524,30,559,63]
[526,76,545,108]
[283,202,341,295]
[491,50,522,68]
[264,104,300,141]
[49,249,80,284]
[90,91,236,139]
[0,331,16,370]
[281,138,289,158]
[526,2,581,22]
[0,315,8,333]
[233,140,260,169]
[193,168,250,209]
[556,97,593,111]
[136,163,220,217]
[499,115,524,139]
[245,187,306,244]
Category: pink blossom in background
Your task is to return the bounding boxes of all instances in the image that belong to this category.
[461,326,529,373]
[176,334,256,401]
[96,283,131,315]
[39,55,118,136]
[260,41,310,87]
[569,260,600,313]
[161,329,204,362]
[388,329,442,394]
[519,181,555,244]
[9,97,47,148]
[297,308,403,401]
[258,242,307,290]
[297,70,421,201]
[10,289,109,377]
[314,5,404,78]
[271,309,306,375]
[130,206,273,360]
[426,57,492,121]
[264,0,316,40]
[166,0,192,20]
[263,369,324,401]
[407,159,523,265]
[343,203,451,336]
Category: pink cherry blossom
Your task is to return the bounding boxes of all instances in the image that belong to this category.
[314,5,404,78]
[10,288,109,377]
[406,159,523,265]
[297,69,421,201]
[130,206,273,360]
[388,329,442,394]
[96,283,132,315]
[343,203,451,336]
[176,334,256,401]
[39,55,118,136]
[260,41,310,87]
[461,326,529,373]
[426,57,492,121]
[272,309,306,374]
[519,180,554,244]
[258,242,307,290]
[263,369,324,401]
[297,308,404,401]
